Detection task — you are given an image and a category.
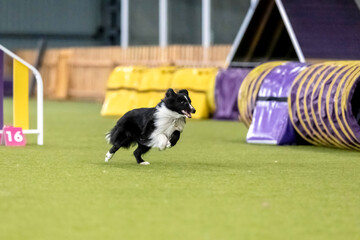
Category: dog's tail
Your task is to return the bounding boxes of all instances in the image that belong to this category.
[105,131,112,144]
[105,126,121,144]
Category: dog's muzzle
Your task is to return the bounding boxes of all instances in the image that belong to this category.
[182,105,196,118]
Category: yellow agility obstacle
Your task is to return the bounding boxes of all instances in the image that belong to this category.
[171,68,218,119]
[102,66,218,119]
[0,45,44,145]
[134,66,176,108]
[101,66,147,116]
[13,59,29,130]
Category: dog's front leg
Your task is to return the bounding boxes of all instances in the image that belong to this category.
[158,134,169,151]
[169,130,181,147]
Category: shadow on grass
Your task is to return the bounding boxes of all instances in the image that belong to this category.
[226,138,360,155]
[92,159,242,173]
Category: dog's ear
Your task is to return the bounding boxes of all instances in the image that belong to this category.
[178,89,189,96]
[165,88,176,98]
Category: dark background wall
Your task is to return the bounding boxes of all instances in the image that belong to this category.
[212,0,250,44]
[0,0,252,49]
[0,0,103,49]
[129,0,159,45]
[1,0,359,49]
[0,0,268,49]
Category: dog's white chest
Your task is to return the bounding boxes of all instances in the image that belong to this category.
[147,105,186,149]
[164,117,185,136]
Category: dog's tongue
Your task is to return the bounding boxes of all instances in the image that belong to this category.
[182,110,192,118]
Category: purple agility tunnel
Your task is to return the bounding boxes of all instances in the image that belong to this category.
[214,68,251,120]
[246,62,308,145]
[288,61,360,150]
[237,61,285,127]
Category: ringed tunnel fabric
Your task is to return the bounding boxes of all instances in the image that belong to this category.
[237,61,360,150]
[247,62,308,145]
[288,61,360,150]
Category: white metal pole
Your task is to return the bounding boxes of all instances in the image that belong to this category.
[159,0,168,47]
[226,0,258,65]
[202,0,211,48]
[121,0,129,48]
[275,0,305,62]
[35,70,43,145]
[251,0,258,6]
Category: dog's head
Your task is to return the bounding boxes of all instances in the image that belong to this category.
[163,88,196,118]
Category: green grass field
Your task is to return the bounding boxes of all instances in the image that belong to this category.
[1,100,359,240]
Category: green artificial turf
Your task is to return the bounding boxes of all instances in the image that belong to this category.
[0,99,360,240]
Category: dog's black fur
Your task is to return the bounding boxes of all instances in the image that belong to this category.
[105,88,195,165]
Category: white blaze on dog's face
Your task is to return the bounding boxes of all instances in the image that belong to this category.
[163,88,196,118]
[182,95,196,118]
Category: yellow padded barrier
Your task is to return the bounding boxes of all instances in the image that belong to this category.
[135,66,176,108]
[13,59,29,129]
[171,68,218,119]
[101,66,147,116]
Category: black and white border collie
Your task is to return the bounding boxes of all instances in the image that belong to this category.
[105,88,196,165]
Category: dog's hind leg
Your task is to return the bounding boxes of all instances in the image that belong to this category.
[105,145,120,162]
[133,144,151,165]
[105,137,132,162]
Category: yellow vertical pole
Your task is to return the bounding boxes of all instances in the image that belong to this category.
[13,59,29,129]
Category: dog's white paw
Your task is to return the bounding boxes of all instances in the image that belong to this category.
[105,152,113,162]
[140,161,150,165]
[166,141,171,148]
[157,135,169,151]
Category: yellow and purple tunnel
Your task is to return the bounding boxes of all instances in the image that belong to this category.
[288,61,360,150]
[237,61,360,150]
